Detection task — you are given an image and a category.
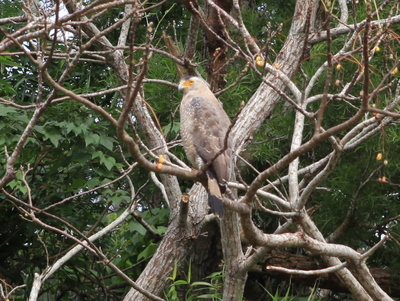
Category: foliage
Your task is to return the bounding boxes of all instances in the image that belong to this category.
[165,261,224,301]
[1,0,400,300]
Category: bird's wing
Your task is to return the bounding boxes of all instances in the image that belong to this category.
[189,96,232,183]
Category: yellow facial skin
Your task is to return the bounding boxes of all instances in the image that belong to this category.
[178,78,195,91]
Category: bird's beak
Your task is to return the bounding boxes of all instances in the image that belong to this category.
[178,83,184,91]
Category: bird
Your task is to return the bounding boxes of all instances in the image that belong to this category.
[178,76,232,217]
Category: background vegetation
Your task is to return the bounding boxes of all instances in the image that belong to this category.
[1,0,400,300]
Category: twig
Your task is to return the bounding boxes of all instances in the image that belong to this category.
[150,172,170,207]
[43,163,136,210]
[266,261,348,276]
[228,182,290,209]
[254,195,297,217]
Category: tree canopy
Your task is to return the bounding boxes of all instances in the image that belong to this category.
[1,0,400,300]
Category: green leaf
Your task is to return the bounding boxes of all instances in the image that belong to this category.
[92,151,116,170]
[91,150,104,160]
[191,281,213,287]
[163,121,180,135]
[0,104,18,116]
[34,125,45,134]
[0,78,16,95]
[44,128,63,147]
[107,194,130,206]
[0,56,23,68]
[71,178,87,189]
[7,170,28,194]
[99,135,114,151]
[96,167,115,178]
[101,155,116,171]
[197,294,221,299]
[155,226,167,235]
[107,190,130,205]
[7,179,28,194]
[129,220,147,236]
[24,137,39,147]
[64,122,80,135]
[137,243,158,260]
[86,177,100,189]
[173,280,189,285]
[72,151,91,163]
[84,133,100,147]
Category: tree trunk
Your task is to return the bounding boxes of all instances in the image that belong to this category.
[220,210,247,300]
[124,185,211,300]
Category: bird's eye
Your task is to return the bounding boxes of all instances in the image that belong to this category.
[189,80,194,85]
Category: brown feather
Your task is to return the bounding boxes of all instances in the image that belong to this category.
[179,77,232,217]
[207,176,224,217]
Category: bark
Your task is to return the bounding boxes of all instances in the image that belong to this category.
[220,210,247,300]
[188,218,223,284]
[124,185,210,300]
[203,0,233,91]
[232,0,311,152]
[2,0,400,300]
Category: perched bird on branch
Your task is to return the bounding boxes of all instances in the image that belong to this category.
[178,76,232,217]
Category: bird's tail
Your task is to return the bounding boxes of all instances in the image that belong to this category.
[207,177,224,217]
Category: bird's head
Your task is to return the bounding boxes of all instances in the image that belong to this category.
[178,76,209,92]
